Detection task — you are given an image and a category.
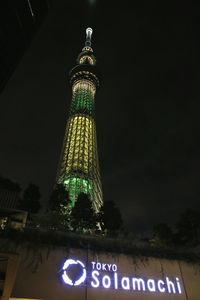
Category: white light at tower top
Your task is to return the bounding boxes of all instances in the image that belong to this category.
[88,0,96,6]
[86,28,93,47]
[86,27,93,38]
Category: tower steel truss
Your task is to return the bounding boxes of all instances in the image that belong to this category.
[56,28,103,212]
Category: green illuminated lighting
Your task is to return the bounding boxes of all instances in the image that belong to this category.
[71,79,95,116]
[71,89,94,115]
[63,177,91,207]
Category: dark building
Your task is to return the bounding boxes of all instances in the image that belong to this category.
[0,176,27,230]
[0,176,20,210]
[0,0,51,93]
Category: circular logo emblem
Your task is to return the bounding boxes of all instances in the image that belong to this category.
[62,259,86,286]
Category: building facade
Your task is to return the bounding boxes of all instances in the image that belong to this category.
[0,177,27,231]
[1,239,200,300]
[0,0,51,94]
[56,28,103,212]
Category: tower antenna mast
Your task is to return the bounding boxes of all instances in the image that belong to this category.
[85,27,93,47]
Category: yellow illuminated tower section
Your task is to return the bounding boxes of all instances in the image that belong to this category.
[56,28,103,212]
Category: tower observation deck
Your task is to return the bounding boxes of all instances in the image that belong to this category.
[56,28,103,212]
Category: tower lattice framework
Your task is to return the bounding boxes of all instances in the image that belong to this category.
[56,28,103,212]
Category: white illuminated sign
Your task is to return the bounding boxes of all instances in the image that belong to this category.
[61,258,182,295]
[62,259,86,286]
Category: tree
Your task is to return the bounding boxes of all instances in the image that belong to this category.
[99,200,123,235]
[176,209,200,245]
[70,193,97,232]
[151,223,173,246]
[18,183,41,214]
[47,185,70,230]
[49,184,68,212]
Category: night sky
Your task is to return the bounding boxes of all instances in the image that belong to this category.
[1,0,200,235]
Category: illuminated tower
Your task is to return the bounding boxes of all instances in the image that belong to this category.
[56,28,103,212]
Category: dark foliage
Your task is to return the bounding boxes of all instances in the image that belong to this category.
[151,209,200,247]
[1,228,200,264]
[49,184,68,211]
[70,193,97,231]
[18,183,41,214]
[151,223,174,246]
[99,200,123,234]
[176,209,200,245]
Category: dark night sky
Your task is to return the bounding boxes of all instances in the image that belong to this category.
[1,0,200,235]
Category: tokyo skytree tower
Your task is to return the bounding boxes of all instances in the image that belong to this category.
[56,28,103,212]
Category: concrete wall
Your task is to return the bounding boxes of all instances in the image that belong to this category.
[11,247,200,300]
